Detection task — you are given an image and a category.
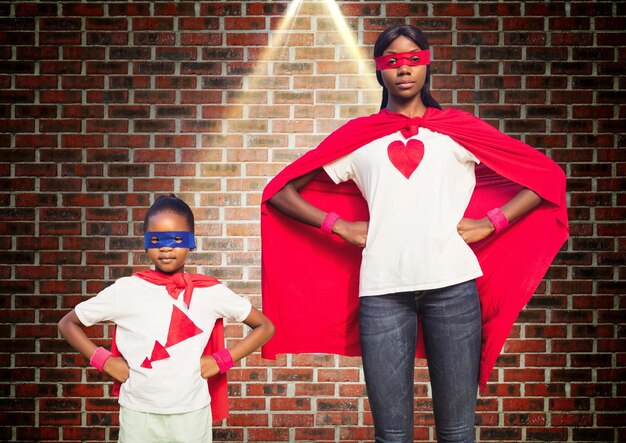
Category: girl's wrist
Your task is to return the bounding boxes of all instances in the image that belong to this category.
[212,348,234,374]
[90,347,113,372]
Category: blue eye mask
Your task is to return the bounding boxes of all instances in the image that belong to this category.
[144,231,196,249]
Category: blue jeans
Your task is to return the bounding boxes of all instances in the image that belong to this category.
[359,280,481,443]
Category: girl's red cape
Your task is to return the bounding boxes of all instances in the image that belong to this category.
[260,108,568,390]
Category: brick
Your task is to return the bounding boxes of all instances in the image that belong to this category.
[479,427,521,440]
[86,18,127,31]
[40,18,80,31]
[525,2,567,16]
[154,3,196,16]
[87,90,129,104]
[132,17,174,31]
[87,31,129,46]
[86,61,128,75]
[61,105,104,119]
[109,47,151,61]
[63,46,107,61]
[272,413,314,427]
[86,119,129,133]
[14,3,57,17]
[246,427,290,441]
[108,105,150,119]
[179,17,220,31]
[572,428,616,442]
[526,428,568,441]
[63,3,104,17]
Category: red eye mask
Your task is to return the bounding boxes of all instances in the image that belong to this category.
[374,50,430,71]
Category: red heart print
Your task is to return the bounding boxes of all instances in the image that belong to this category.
[387,139,425,179]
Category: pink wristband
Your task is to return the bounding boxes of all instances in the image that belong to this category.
[90,347,113,372]
[321,212,341,234]
[212,348,234,374]
[486,208,509,233]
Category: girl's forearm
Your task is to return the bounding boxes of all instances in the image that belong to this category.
[228,321,275,363]
[228,309,275,363]
[58,310,97,360]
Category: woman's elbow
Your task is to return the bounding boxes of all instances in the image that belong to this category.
[267,186,292,211]
[266,319,276,339]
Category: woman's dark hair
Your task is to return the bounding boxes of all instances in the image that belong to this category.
[143,194,195,233]
[374,24,441,111]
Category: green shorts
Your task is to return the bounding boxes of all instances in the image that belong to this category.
[119,404,212,443]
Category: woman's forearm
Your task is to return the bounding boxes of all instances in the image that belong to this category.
[500,188,543,223]
[267,168,328,228]
[268,168,369,246]
[458,188,543,244]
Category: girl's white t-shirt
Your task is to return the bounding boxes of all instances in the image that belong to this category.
[323,127,483,297]
[75,276,251,414]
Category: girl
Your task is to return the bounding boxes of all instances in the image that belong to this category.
[59,195,275,443]
[260,25,567,442]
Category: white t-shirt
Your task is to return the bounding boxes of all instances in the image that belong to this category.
[75,275,252,414]
[323,127,483,296]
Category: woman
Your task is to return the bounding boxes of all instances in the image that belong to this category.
[260,25,568,442]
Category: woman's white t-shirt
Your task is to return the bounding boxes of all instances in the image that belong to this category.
[323,127,483,297]
[75,276,252,414]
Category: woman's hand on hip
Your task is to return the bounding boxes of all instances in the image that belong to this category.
[457,217,494,244]
[333,219,369,247]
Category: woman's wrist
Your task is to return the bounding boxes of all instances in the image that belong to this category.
[482,216,496,234]
[320,212,341,234]
[486,208,509,233]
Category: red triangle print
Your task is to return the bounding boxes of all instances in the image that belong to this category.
[149,341,170,362]
[140,357,152,369]
[387,138,425,179]
[165,305,203,348]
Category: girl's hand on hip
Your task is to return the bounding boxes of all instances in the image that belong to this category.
[333,219,369,247]
[457,217,495,244]
[200,355,220,379]
[103,356,130,383]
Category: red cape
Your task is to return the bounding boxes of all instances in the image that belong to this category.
[261,108,568,390]
[110,270,229,421]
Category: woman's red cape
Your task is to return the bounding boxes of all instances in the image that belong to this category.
[260,108,568,390]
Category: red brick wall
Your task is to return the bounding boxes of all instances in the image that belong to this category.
[1,1,624,442]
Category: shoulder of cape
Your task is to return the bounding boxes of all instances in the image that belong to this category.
[436,107,567,195]
[295,112,385,160]
[428,107,483,124]
[427,107,522,141]
[313,106,486,147]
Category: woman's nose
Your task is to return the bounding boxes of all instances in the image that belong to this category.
[397,64,410,74]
